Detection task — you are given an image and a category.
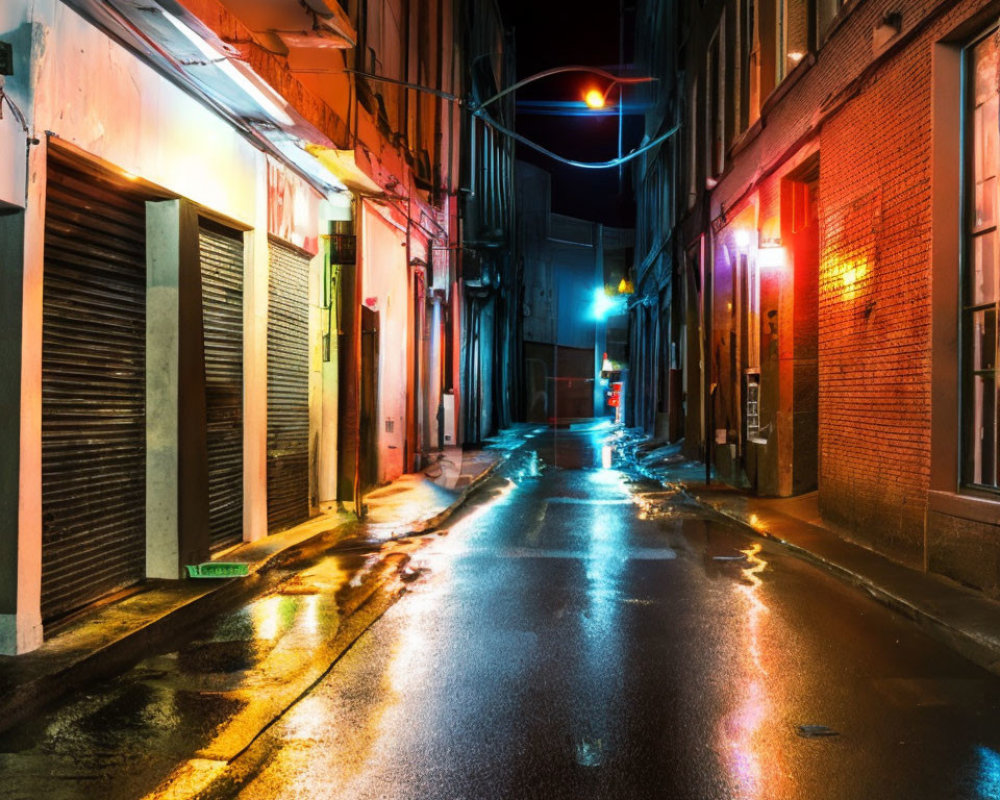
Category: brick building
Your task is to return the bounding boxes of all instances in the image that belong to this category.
[632,0,1000,591]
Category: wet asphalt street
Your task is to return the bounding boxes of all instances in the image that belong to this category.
[4,423,1000,799]
[226,424,1000,800]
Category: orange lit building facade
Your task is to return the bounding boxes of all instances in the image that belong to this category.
[0,0,512,654]
[633,0,1000,592]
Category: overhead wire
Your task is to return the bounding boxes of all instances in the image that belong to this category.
[344,67,675,171]
[472,107,679,170]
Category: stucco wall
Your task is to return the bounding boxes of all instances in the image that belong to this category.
[28,1,261,221]
[362,202,408,485]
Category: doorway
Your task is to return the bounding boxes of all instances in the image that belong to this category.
[360,306,380,498]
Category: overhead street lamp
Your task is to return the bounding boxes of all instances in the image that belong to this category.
[584,88,607,110]
[344,64,674,171]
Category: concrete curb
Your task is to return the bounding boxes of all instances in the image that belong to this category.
[412,457,502,533]
[679,485,1000,674]
[151,556,410,800]
[158,457,507,799]
[0,568,276,736]
[0,451,505,737]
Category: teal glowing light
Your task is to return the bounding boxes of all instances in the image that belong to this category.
[592,288,622,321]
[978,747,1000,799]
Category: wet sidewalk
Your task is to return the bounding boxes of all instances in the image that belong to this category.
[0,443,507,740]
[625,434,1000,674]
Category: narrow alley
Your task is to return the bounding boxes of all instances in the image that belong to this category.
[4,0,1000,795]
[4,425,1000,799]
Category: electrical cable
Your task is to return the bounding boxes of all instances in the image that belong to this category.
[473,107,679,170]
[343,68,463,104]
[0,83,30,134]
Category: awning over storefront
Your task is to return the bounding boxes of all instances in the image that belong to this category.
[306,145,384,195]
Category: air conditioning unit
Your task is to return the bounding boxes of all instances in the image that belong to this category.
[442,392,456,446]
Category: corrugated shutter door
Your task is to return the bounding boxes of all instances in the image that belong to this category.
[199,221,244,551]
[267,241,311,531]
[41,153,147,623]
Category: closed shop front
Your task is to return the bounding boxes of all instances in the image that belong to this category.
[267,240,311,531]
[199,220,244,551]
[40,151,148,623]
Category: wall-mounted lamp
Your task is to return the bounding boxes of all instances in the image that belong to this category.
[757,245,787,270]
[592,287,624,320]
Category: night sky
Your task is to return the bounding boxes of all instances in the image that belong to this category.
[496,0,640,227]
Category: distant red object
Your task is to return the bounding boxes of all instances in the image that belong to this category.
[607,381,622,408]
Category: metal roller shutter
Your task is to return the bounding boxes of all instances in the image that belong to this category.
[41,153,147,623]
[199,221,244,551]
[267,241,311,531]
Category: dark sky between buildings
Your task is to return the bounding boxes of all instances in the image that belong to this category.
[496,0,640,227]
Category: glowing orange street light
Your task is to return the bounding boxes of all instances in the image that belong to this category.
[584,88,606,109]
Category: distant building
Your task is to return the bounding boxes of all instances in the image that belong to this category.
[517,161,633,424]
[632,0,1000,593]
[459,1,518,444]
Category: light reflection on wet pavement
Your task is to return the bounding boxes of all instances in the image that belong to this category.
[224,424,1000,800]
[0,530,403,799]
[4,423,1000,799]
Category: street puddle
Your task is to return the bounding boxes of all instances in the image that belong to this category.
[510,449,544,482]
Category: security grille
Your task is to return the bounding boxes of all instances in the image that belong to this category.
[199,220,244,550]
[267,240,311,531]
[40,152,147,623]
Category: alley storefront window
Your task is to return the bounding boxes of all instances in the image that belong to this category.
[964,30,1000,490]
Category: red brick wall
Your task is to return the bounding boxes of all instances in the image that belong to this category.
[699,0,996,560]
[818,36,933,560]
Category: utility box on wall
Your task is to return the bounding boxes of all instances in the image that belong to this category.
[442,392,455,445]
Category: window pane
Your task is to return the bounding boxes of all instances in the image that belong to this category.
[817,0,836,41]
[784,0,808,74]
[972,374,998,486]
[975,176,997,230]
[974,34,998,106]
[972,308,998,369]
[977,97,999,186]
[964,30,1000,490]
[973,232,998,305]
